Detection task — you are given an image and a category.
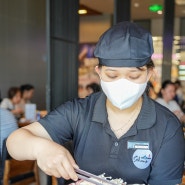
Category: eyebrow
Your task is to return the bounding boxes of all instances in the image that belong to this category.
[105,68,118,71]
[128,69,141,72]
[105,68,140,72]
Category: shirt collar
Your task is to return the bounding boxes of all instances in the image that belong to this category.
[92,92,107,124]
[92,92,156,129]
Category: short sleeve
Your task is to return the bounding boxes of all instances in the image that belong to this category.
[149,117,185,185]
[39,101,78,145]
[0,99,13,110]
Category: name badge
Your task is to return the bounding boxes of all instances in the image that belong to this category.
[127,140,149,149]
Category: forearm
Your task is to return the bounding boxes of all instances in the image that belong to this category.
[6,128,52,161]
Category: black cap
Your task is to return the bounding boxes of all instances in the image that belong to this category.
[94,21,154,67]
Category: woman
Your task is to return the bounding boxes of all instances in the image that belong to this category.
[6,22,185,185]
[156,80,185,123]
[0,87,23,117]
[16,84,35,112]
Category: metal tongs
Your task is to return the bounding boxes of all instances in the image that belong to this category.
[75,168,119,185]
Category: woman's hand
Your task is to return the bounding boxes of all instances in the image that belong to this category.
[35,140,79,181]
[6,122,79,181]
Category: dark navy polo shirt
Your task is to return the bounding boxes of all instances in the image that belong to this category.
[39,92,185,185]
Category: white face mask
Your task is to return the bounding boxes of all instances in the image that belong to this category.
[101,78,147,109]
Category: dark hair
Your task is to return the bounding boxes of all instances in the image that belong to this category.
[146,81,154,95]
[145,59,155,69]
[158,80,175,98]
[174,79,181,86]
[98,59,155,69]
[137,59,155,71]
[86,83,101,93]
[20,84,34,94]
[8,87,20,99]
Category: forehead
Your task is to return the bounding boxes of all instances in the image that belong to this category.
[102,66,146,72]
[165,84,175,90]
[15,91,21,96]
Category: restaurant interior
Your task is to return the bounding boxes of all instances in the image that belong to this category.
[1,0,185,185]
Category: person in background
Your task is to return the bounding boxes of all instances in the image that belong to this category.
[156,80,185,123]
[6,22,185,185]
[0,87,23,118]
[174,80,184,108]
[20,84,34,103]
[86,82,101,95]
[0,108,18,154]
[16,84,35,112]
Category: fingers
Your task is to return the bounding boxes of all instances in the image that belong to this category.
[35,141,79,181]
[38,149,79,181]
[67,151,79,169]
[53,151,78,181]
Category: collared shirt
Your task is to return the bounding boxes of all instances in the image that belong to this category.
[39,92,185,185]
[0,98,14,111]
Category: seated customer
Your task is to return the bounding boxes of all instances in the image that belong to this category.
[17,84,35,111]
[156,80,185,123]
[0,108,18,154]
[0,87,23,118]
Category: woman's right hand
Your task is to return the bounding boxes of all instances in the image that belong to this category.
[6,122,79,182]
[34,140,79,181]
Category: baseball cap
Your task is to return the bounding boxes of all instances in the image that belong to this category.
[94,21,154,67]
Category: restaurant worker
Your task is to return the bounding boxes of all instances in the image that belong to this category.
[6,22,185,185]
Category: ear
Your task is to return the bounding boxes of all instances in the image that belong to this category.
[95,66,101,76]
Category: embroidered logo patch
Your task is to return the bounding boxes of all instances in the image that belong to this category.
[132,149,152,169]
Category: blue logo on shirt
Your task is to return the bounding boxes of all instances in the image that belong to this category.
[132,149,152,169]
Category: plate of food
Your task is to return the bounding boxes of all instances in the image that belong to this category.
[69,169,127,185]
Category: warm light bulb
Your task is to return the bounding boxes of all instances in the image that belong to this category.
[78,9,87,14]
[157,10,163,14]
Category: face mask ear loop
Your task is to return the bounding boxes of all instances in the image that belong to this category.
[99,73,103,81]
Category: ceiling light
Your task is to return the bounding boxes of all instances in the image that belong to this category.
[78,9,87,15]
[78,4,102,16]
[157,10,163,15]
[149,4,163,12]
[134,3,139,7]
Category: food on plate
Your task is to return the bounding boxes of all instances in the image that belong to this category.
[69,173,127,185]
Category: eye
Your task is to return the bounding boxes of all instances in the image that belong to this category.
[128,75,140,80]
[107,74,118,79]
[105,71,119,79]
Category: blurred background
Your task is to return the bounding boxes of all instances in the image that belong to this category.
[0,0,185,110]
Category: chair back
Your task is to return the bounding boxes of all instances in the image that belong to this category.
[1,138,40,185]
